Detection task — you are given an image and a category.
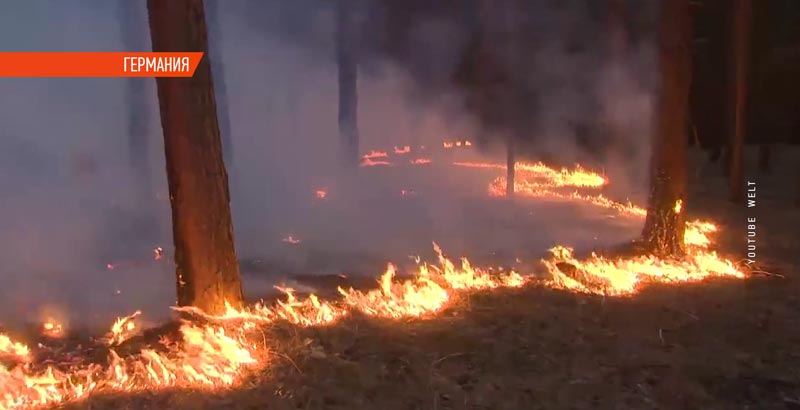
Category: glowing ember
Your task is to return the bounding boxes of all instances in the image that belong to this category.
[443,142,454,148]
[394,145,411,154]
[282,236,301,245]
[40,320,63,339]
[315,190,327,199]
[674,199,683,214]
[362,150,388,159]
[360,158,392,167]
[153,247,164,260]
[409,158,431,165]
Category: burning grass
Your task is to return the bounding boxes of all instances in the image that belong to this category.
[0,159,749,410]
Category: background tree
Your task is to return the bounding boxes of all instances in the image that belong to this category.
[337,0,360,168]
[147,0,244,314]
[728,0,753,202]
[118,0,152,206]
[641,0,692,255]
[205,0,234,165]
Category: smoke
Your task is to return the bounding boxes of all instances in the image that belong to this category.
[0,0,653,329]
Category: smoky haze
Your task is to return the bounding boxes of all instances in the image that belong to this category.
[0,0,652,330]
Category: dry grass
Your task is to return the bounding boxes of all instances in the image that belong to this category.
[53,148,800,410]
[56,271,800,410]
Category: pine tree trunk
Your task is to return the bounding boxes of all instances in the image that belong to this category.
[728,0,752,202]
[147,0,244,315]
[641,0,692,256]
[119,1,152,206]
[337,0,359,168]
[205,0,234,165]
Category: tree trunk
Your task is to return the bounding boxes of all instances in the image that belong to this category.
[728,0,752,202]
[337,0,359,168]
[119,0,152,205]
[757,144,771,173]
[205,0,234,165]
[641,0,692,256]
[506,136,515,196]
[147,0,244,315]
[503,1,517,197]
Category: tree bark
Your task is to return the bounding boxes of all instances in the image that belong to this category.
[147,0,244,314]
[205,0,234,165]
[728,0,752,202]
[337,0,359,168]
[641,0,692,256]
[119,1,152,205]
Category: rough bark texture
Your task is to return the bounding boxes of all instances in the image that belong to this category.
[205,0,234,165]
[147,0,244,314]
[119,0,152,204]
[642,0,692,256]
[728,0,752,202]
[337,0,360,168]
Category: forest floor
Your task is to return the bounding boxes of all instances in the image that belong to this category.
[59,147,800,410]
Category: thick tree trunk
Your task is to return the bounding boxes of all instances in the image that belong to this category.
[205,0,234,165]
[641,0,692,256]
[728,0,752,202]
[337,0,359,168]
[119,1,152,205]
[147,0,244,314]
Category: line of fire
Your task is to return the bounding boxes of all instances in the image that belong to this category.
[1,1,798,409]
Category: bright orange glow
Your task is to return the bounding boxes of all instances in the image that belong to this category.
[360,158,392,167]
[0,158,746,410]
[315,190,327,199]
[41,320,63,339]
[362,150,388,159]
[409,158,432,165]
[393,146,411,154]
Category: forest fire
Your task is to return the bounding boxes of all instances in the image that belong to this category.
[409,158,431,165]
[0,160,747,410]
[393,145,411,154]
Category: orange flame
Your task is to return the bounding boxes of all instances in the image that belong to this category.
[362,150,388,159]
[360,158,392,167]
[0,159,746,410]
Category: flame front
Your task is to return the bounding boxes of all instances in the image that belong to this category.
[0,159,746,410]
